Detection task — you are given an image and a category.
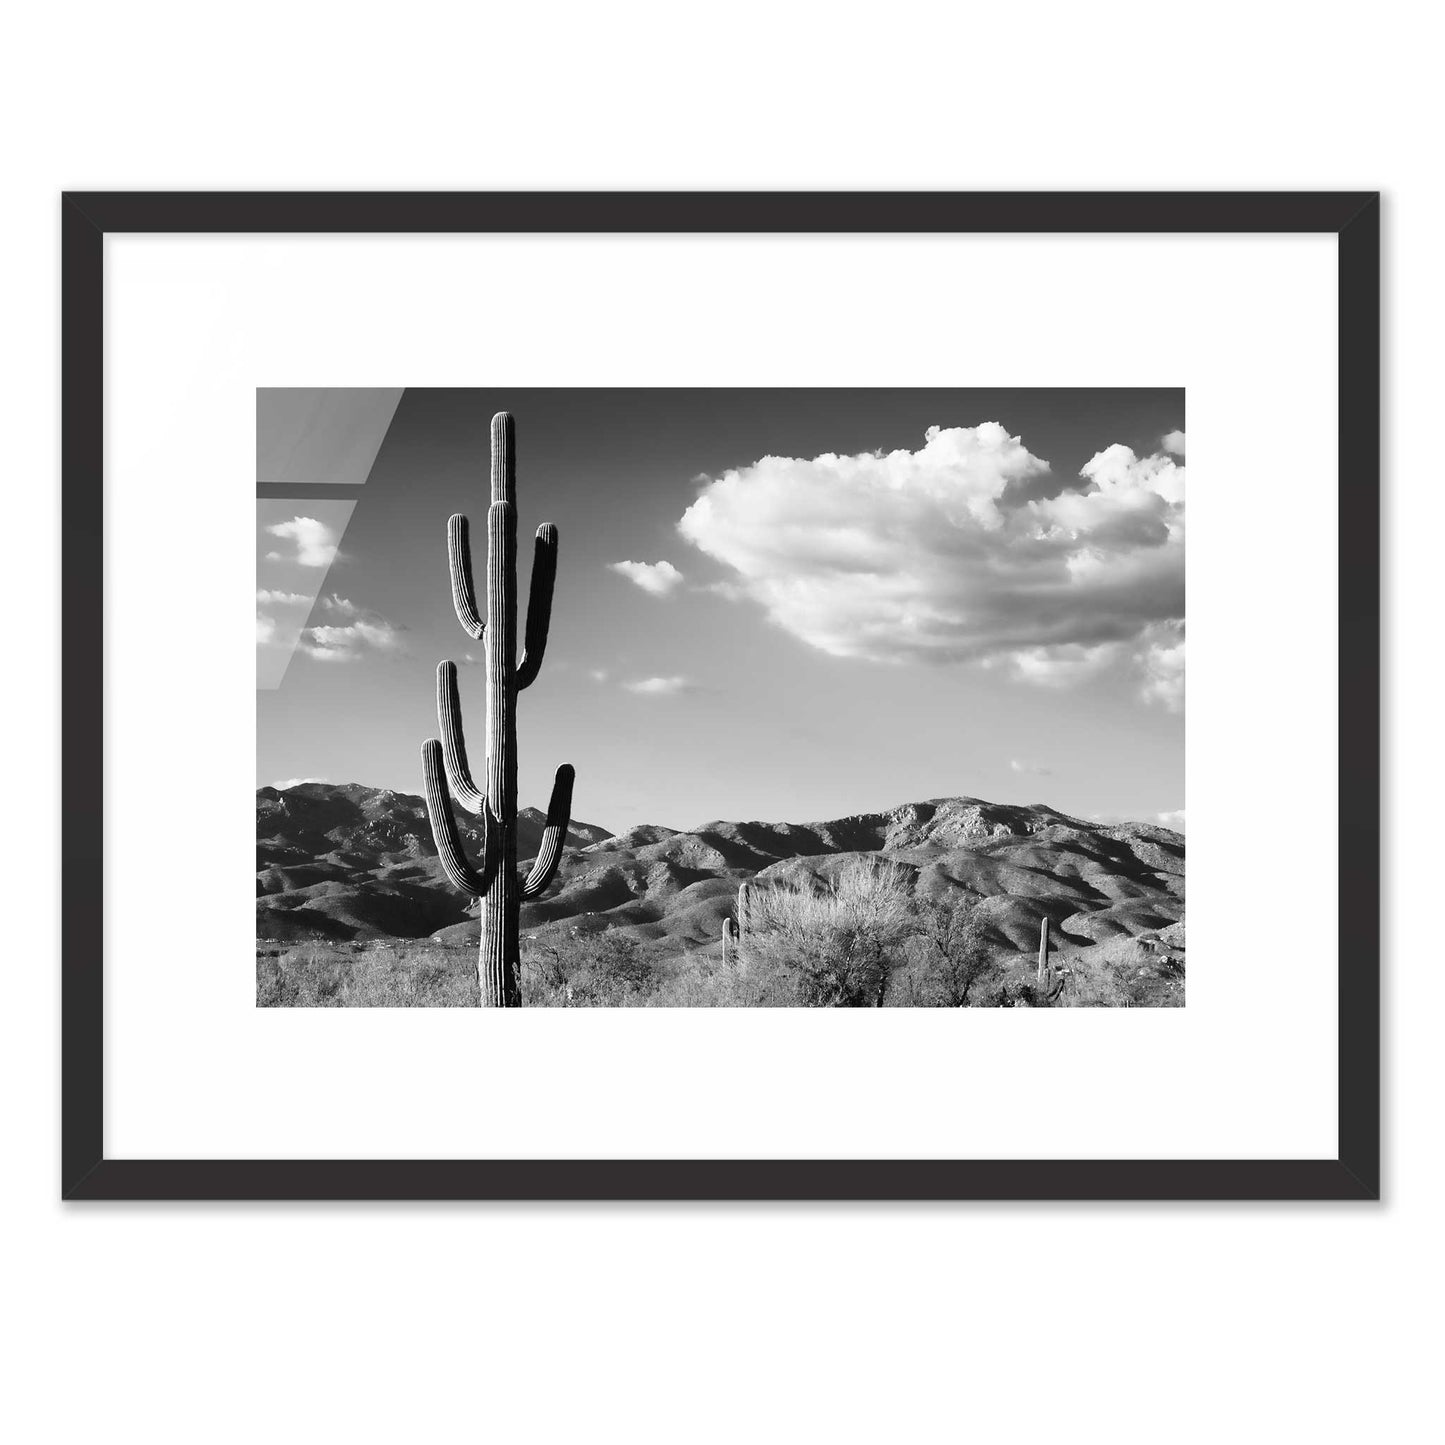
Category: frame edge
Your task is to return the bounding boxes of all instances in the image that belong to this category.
[60,190,1383,1202]
[61,196,107,1199]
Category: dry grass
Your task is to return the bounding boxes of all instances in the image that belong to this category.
[518,930,796,1007]
[256,888,1184,1008]
[256,941,478,1007]
[1051,948,1185,1008]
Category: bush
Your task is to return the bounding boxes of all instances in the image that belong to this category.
[520,929,656,1007]
[897,899,1005,1006]
[738,859,916,1006]
[256,942,478,1007]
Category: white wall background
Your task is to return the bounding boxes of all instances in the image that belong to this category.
[1,4,1433,1442]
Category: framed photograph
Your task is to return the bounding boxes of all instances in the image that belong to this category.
[63,192,1378,1200]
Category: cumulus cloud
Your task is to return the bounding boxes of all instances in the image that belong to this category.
[273,777,328,790]
[256,589,310,606]
[1156,809,1186,831]
[266,515,341,567]
[1161,430,1186,457]
[321,594,359,616]
[677,422,1184,708]
[609,559,685,596]
[622,675,691,696]
[1009,759,1052,776]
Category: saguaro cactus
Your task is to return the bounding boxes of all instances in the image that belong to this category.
[737,880,754,936]
[421,412,575,1006]
[722,882,755,967]
[1032,914,1064,1004]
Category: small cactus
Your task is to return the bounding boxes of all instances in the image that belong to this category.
[722,881,755,969]
[1033,915,1065,1004]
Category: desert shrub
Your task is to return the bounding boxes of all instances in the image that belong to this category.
[639,947,797,1008]
[1045,951,1184,1009]
[897,899,1005,1006]
[520,928,657,1007]
[256,954,298,1007]
[739,859,916,1006]
[256,942,478,1007]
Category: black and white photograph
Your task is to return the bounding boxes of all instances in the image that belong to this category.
[257,386,1185,1008]
[16,0,1422,1430]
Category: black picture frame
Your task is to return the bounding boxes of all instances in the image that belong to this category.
[62,192,1380,1202]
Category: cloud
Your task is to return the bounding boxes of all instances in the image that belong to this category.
[1004,641,1119,688]
[588,668,610,683]
[1009,759,1053,776]
[273,777,328,790]
[609,559,685,597]
[622,675,691,695]
[1161,430,1186,457]
[678,422,1183,707]
[1135,619,1185,712]
[700,580,747,601]
[266,516,341,567]
[297,614,405,662]
[256,589,310,606]
[1156,809,1186,831]
[258,591,406,665]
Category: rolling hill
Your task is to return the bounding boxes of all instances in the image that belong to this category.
[257,784,1184,959]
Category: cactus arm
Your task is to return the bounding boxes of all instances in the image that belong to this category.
[519,763,575,899]
[1037,915,1051,988]
[447,514,486,641]
[436,660,487,814]
[515,523,558,691]
[421,739,500,898]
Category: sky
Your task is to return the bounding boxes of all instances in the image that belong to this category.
[257,388,1184,834]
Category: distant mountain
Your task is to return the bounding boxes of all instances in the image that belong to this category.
[257,785,1183,956]
[256,781,612,942]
